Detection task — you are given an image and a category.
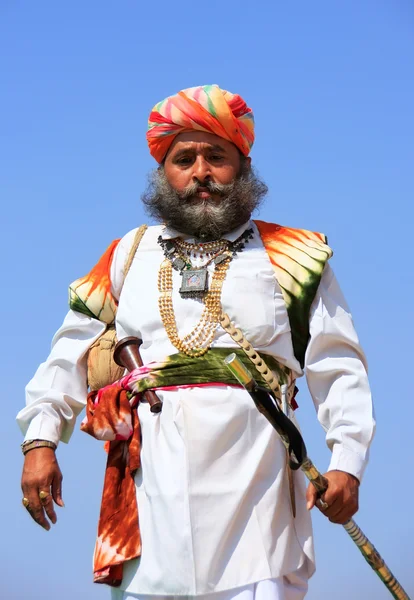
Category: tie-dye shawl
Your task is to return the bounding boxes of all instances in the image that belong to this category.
[69,239,120,324]
[254,221,333,367]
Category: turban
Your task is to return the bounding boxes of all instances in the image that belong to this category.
[146,84,255,163]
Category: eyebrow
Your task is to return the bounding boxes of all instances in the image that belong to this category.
[172,144,227,159]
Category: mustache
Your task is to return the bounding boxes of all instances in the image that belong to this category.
[141,163,268,240]
[178,179,235,200]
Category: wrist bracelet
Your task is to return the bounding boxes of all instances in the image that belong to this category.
[21,440,57,455]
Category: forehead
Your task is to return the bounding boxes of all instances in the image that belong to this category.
[167,131,238,156]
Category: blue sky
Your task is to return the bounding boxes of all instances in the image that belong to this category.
[2,1,413,599]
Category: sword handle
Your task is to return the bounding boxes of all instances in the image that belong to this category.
[114,337,162,413]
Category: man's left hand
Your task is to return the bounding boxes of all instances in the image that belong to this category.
[306,470,359,524]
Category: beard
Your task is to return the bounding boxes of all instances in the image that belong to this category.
[141,161,268,241]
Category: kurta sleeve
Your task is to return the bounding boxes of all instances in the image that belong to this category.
[305,264,375,482]
[17,311,107,445]
[16,230,137,445]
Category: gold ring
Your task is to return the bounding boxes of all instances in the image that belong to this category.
[39,490,50,500]
[22,497,30,508]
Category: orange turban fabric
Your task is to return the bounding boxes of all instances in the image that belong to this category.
[146,84,255,163]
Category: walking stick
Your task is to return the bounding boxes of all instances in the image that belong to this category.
[224,353,410,600]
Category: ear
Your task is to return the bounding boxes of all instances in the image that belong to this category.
[239,155,252,174]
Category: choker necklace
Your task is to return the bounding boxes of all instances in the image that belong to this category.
[174,238,228,258]
[157,228,254,356]
[158,228,254,298]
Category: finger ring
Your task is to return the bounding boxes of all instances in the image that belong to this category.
[316,498,329,511]
[22,497,30,508]
[39,490,50,500]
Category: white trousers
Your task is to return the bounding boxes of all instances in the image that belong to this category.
[110,572,308,600]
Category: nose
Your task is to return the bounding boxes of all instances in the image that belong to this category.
[192,155,211,184]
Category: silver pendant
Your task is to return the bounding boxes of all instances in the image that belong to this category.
[179,269,208,297]
[172,257,186,272]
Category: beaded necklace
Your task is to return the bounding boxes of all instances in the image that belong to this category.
[174,237,228,258]
[158,228,253,298]
[157,228,253,356]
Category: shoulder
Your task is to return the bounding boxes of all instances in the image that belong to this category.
[253,219,330,247]
[114,224,163,262]
[110,224,164,296]
[253,220,334,367]
[253,219,333,268]
[68,225,162,323]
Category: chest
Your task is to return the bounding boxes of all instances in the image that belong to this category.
[116,232,292,364]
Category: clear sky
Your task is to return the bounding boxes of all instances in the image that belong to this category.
[2,1,413,599]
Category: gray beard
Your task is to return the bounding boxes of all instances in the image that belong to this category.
[141,164,268,241]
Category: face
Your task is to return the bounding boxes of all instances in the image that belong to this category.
[164,131,250,202]
[142,132,268,241]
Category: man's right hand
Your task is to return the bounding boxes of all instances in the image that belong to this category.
[21,447,64,530]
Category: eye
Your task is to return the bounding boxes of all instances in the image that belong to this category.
[175,156,193,166]
[209,154,224,161]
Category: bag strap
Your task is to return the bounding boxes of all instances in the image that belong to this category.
[123,224,148,280]
[106,225,148,324]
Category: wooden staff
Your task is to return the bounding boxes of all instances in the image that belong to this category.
[224,353,410,600]
[114,336,163,413]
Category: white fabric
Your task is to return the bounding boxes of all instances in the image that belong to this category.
[17,221,375,597]
[111,568,308,600]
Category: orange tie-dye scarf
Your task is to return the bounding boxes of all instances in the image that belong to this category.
[81,386,141,586]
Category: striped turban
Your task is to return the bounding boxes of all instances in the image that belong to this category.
[146,84,255,163]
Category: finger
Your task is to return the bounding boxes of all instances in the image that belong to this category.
[327,504,353,524]
[40,490,57,524]
[322,484,340,508]
[306,483,318,510]
[313,489,343,518]
[324,497,355,523]
[23,487,51,531]
[323,490,358,522]
[327,498,358,524]
[315,497,329,512]
[319,495,342,520]
[315,494,336,515]
[329,510,353,525]
[51,473,64,507]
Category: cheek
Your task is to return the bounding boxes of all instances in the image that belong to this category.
[212,165,239,185]
[164,167,190,192]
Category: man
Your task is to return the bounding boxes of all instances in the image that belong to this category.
[17,84,374,600]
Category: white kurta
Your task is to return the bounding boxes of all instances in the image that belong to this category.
[17,221,375,597]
